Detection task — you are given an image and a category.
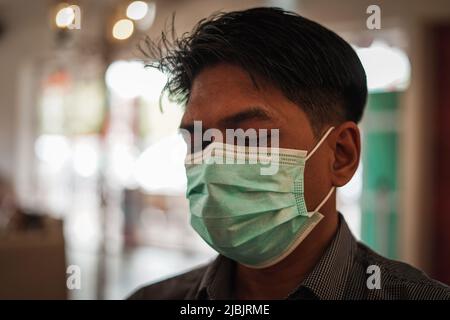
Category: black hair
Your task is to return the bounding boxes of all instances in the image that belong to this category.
[141,7,367,134]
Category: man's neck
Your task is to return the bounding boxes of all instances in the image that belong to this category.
[233,208,339,300]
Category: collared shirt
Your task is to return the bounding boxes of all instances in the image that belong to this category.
[128,215,450,300]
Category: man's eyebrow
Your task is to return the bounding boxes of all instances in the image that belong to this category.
[219,106,272,128]
[178,106,272,133]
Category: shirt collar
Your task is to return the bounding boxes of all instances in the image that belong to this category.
[195,214,357,300]
[196,254,235,299]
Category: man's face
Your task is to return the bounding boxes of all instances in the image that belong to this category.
[180,63,334,212]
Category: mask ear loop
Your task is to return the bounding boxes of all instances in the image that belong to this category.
[312,186,335,213]
[304,126,335,217]
[305,126,335,161]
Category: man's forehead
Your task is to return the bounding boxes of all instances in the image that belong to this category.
[188,65,259,103]
[183,64,280,126]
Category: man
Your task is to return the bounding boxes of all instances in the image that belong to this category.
[129,7,450,300]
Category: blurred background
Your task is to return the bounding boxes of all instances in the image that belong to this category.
[0,0,449,299]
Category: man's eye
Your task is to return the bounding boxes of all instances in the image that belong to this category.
[185,139,214,154]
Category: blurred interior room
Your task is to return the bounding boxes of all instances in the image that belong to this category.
[0,0,449,299]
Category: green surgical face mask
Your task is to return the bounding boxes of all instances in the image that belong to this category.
[185,127,335,269]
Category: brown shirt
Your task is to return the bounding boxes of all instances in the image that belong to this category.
[128,215,450,300]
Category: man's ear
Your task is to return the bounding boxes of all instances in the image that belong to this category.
[330,122,361,187]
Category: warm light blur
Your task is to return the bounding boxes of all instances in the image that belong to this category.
[126,1,149,20]
[105,60,167,99]
[112,19,134,40]
[134,134,187,194]
[355,41,411,92]
[55,6,75,28]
